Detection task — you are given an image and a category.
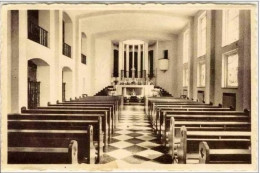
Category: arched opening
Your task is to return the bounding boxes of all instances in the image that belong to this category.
[28,58,50,108]
[81,32,87,64]
[62,67,73,101]
[62,12,72,58]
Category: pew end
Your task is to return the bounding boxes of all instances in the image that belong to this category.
[69,140,79,164]
[177,126,187,164]
[244,109,250,114]
[87,125,96,164]
[21,106,26,112]
[169,117,179,161]
[199,141,210,164]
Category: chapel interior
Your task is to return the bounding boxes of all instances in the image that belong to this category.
[1,4,255,168]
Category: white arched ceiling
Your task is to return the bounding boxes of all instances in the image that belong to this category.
[65,9,198,42]
[93,29,176,42]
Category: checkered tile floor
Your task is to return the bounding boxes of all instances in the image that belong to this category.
[100,105,172,164]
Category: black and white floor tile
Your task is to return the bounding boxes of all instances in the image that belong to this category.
[100,105,172,164]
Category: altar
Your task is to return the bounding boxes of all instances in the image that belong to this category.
[115,85,154,96]
[115,85,155,101]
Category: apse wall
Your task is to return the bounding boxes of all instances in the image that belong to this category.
[156,38,178,97]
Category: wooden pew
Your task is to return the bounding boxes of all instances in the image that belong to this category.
[150,102,209,117]
[20,107,110,149]
[146,97,185,115]
[50,102,118,130]
[152,105,231,133]
[57,100,120,125]
[8,115,103,163]
[199,142,251,164]
[168,117,251,163]
[161,110,250,145]
[177,126,251,163]
[152,103,223,119]
[148,97,203,114]
[8,126,95,164]
[40,105,115,134]
[70,95,123,116]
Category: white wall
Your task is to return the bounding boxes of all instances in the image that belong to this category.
[39,10,50,32]
[94,39,112,94]
[37,65,50,106]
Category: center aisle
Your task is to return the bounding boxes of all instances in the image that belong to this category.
[101,105,172,165]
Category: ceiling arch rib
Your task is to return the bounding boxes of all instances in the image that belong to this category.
[77,10,198,20]
[92,29,176,42]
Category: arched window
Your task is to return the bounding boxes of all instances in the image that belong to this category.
[62,67,73,101]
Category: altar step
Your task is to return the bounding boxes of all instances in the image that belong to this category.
[154,86,173,97]
[95,85,114,96]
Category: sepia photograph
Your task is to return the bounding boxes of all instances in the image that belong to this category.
[0,1,258,172]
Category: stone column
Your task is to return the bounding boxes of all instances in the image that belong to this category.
[144,43,149,82]
[138,44,141,78]
[126,44,129,78]
[119,42,123,80]
[132,44,135,79]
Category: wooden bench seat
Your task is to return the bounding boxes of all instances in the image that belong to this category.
[168,117,251,162]
[150,102,212,115]
[52,102,118,125]
[8,116,104,163]
[21,107,111,146]
[149,101,208,117]
[9,141,78,164]
[177,126,251,163]
[8,126,95,164]
[199,141,251,164]
[152,106,232,133]
[160,110,250,144]
[68,95,123,114]
[57,101,120,124]
[38,105,116,133]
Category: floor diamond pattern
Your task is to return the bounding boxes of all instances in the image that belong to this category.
[101,105,172,164]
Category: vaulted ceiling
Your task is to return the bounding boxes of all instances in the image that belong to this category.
[65,5,199,43]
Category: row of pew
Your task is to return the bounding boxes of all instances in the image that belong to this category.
[147,97,251,164]
[8,96,123,164]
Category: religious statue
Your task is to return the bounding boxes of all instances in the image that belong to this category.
[131,89,136,96]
